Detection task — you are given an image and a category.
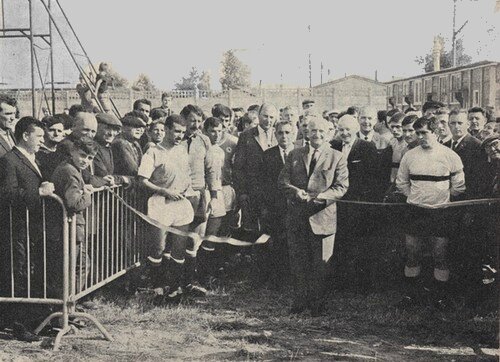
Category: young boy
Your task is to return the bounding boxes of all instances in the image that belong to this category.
[51,136,98,294]
[402,114,420,150]
[387,112,407,183]
[143,119,166,152]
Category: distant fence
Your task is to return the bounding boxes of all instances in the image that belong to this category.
[1,87,387,118]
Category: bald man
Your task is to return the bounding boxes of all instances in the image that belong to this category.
[279,117,348,315]
[37,112,99,179]
[357,107,390,150]
[233,103,278,234]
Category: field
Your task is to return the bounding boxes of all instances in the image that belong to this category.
[0,260,498,362]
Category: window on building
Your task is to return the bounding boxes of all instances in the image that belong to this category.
[473,90,479,106]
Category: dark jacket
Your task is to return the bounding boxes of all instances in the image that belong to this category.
[330,138,379,201]
[0,130,15,159]
[112,134,142,176]
[262,145,288,229]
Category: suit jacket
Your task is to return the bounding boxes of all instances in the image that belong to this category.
[356,131,390,150]
[233,126,277,199]
[331,138,378,201]
[278,143,348,235]
[0,130,15,159]
[112,134,143,176]
[444,134,492,199]
[262,145,289,221]
[0,148,45,296]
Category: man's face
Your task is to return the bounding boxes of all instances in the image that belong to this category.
[258,106,277,131]
[402,123,417,144]
[484,139,500,161]
[0,102,17,130]
[328,113,338,124]
[359,115,375,133]
[185,112,203,135]
[24,126,45,154]
[389,122,403,139]
[302,103,314,111]
[136,102,151,118]
[415,126,437,149]
[46,123,65,144]
[424,107,438,118]
[96,123,120,145]
[479,122,497,140]
[308,121,327,149]
[234,110,244,121]
[124,125,144,140]
[165,122,186,146]
[275,123,295,149]
[70,148,96,170]
[468,112,486,131]
[337,121,356,144]
[73,114,98,138]
[206,124,223,145]
[220,115,231,132]
[435,114,450,138]
[327,121,336,141]
[448,114,468,139]
[300,118,310,139]
[283,109,298,123]
[149,123,165,144]
[162,97,172,108]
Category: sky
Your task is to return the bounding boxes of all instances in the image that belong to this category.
[1,0,499,90]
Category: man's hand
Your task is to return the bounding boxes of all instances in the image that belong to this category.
[160,188,184,201]
[295,189,309,202]
[83,184,94,194]
[103,175,115,186]
[39,181,54,196]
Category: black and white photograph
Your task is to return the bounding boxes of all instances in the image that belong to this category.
[0,0,499,360]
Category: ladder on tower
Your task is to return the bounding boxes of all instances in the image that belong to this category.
[38,0,122,118]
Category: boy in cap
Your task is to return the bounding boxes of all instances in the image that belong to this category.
[112,111,147,176]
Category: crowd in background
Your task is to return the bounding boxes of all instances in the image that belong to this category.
[0,88,499,341]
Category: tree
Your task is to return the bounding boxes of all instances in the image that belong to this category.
[198,70,211,91]
[415,39,472,73]
[220,50,251,91]
[174,67,200,90]
[131,73,157,91]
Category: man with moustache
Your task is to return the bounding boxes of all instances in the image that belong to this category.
[279,117,348,315]
[233,103,278,235]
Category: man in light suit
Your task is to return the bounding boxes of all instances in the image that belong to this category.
[233,103,278,234]
[0,94,18,158]
[279,117,348,315]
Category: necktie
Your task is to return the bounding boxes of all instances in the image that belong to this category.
[186,136,193,153]
[283,149,288,163]
[308,149,318,177]
[364,136,368,141]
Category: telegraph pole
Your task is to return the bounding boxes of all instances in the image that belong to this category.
[308,25,312,88]
[452,0,468,67]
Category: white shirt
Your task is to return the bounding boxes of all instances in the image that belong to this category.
[279,145,291,164]
[357,130,374,142]
[257,125,273,151]
[15,146,42,176]
[342,141,352,159]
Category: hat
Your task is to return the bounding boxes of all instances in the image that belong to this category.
[96,113,122,127]
[41,116,64,128]
[302,99,315,106]
[481,134,500,149]
[328,109,340,116]
[121,114,146,127]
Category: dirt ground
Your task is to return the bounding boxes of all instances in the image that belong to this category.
[0,268,498,361]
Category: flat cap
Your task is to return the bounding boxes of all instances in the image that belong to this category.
[302,99,315,106]
[96,113,122,127]
[121,114,146,127]
[41,115,64,128]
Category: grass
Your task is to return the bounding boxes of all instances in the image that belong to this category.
[0,261,498,361]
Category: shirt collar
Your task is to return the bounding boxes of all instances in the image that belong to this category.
[258,125,270,135]
[15,145,35,161]
[453,134,467,146]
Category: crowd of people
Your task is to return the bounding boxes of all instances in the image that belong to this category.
[0,89,499,341]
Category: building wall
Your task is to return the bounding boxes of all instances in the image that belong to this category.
[385,63,500,117]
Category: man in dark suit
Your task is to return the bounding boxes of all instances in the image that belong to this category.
[233,103,278,234]
[279,117,348,315]
[112,111,147,176]
[0,94,17,158]
[261,120,296,287]
[0,117,55,341]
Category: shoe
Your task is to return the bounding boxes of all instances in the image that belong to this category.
[161,286,183,305]
[12,322,41,342]
[481,264,497,285]
[184,283,207,298]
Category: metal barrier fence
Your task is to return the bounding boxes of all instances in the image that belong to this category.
[0,185,148,350]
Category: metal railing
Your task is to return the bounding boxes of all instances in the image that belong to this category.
[0,185,148,350]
